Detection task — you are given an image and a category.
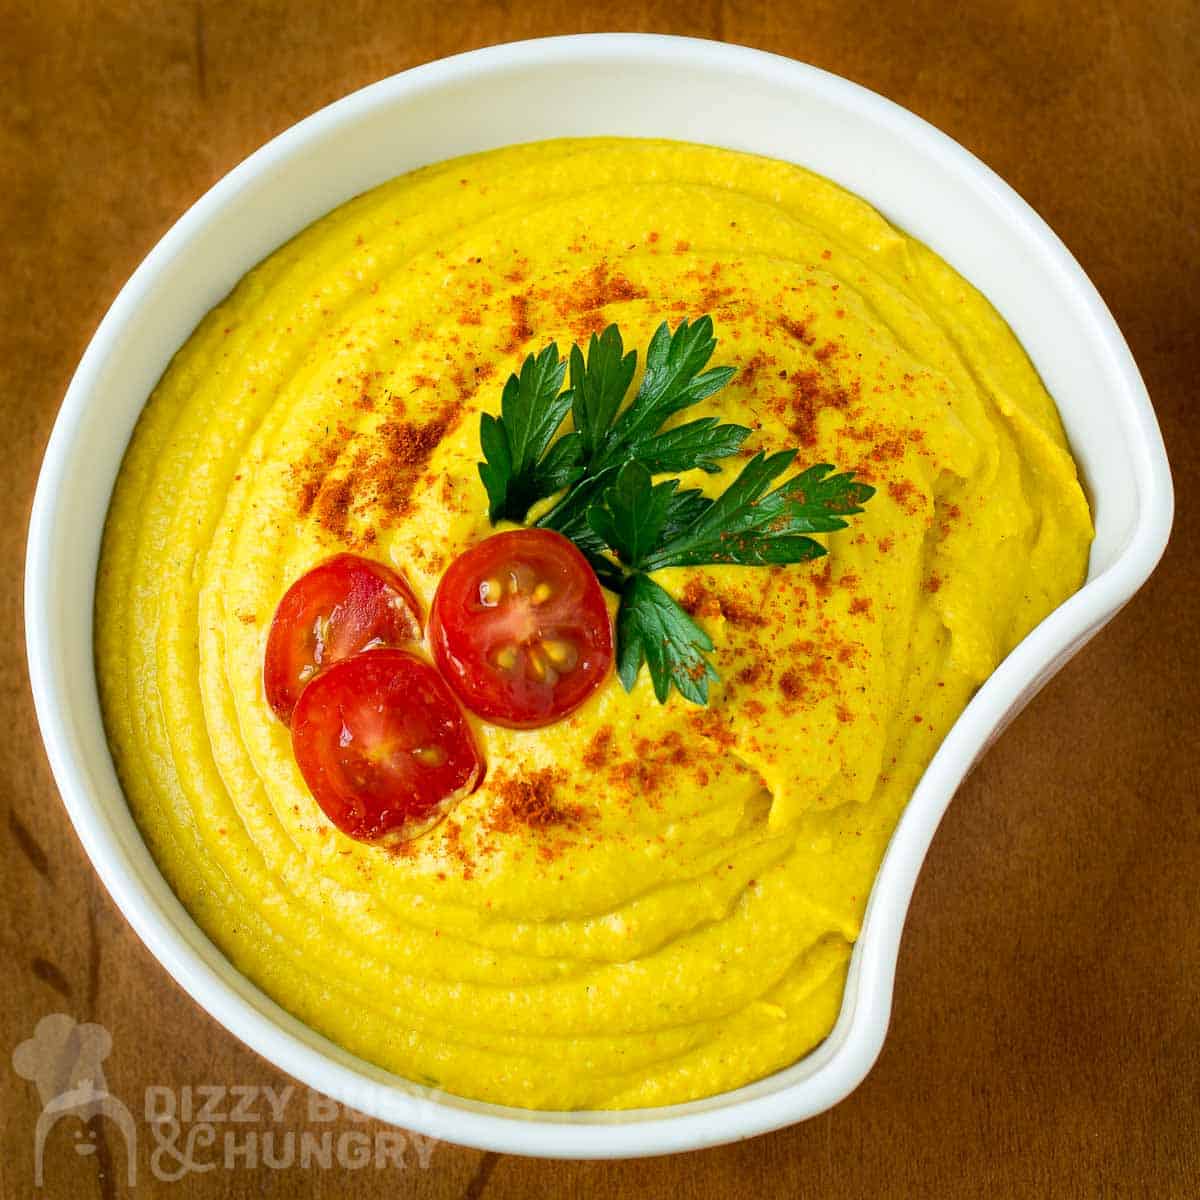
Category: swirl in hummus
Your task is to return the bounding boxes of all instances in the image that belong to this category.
[96,138,1093,1109]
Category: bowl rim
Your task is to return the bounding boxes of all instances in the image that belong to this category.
[24,32,1173,1159]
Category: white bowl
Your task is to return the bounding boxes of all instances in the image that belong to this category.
[25,34,1172,1157]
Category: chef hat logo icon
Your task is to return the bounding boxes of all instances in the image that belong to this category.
[12,1013,137,1187]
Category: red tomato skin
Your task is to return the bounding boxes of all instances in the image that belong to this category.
[428,529,613,730]
[264,554,422,724]
[290,649,482,843]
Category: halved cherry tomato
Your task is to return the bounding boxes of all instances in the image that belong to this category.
[291,648,483,842]
[428,529,613,729]
[264,553,422,724]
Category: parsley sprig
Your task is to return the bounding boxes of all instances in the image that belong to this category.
[479,319,748,524]
[586,458,873,701]
[616,574,718,705]
[478,344,580,523]
[572,318,742,476]
[591,455,875,572]
[477,318,875,705]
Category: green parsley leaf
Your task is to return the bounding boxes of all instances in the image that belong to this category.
[638,454,876,571]
[616,573,719,705]
[478,343,578,522]
[585,319,744,477]
[660,486,712,543]
[627,416,751,475]
[585,461,677,568]
[585,453,875,573]
[569,324,638,462]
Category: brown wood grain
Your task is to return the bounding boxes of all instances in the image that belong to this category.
[2,2,1197,1196]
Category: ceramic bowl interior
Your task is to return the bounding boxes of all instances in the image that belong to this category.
[25,34,1172,1158]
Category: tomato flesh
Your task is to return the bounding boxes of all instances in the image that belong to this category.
[264,553,422,724]
[290,648,482,842]
[429,529,613,728]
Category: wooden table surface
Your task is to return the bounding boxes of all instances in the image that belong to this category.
[3,2,1196,1196]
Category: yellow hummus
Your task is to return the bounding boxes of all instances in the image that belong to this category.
[96,138,1092,1109]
